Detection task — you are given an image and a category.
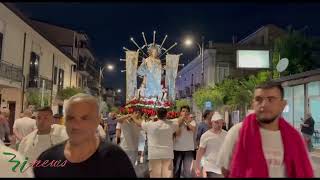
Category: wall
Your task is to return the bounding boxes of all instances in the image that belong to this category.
[0,3,77,118]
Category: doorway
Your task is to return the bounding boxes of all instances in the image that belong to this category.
[8,101,16,134]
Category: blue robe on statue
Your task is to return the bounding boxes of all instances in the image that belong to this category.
[137,58,162,98]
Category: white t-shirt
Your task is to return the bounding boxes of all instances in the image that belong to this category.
[119,121,140,152]
[96,125,106,139]
[216,122,286,177]
[13,117,36,140]
[199,129,227,174]
[116,122,121,130]
[0,144,34,177]
[172,118,196,151]
[18,124,69,162]
[142,119,178,160]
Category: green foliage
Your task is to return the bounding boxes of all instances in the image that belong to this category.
[100,101,109,115]
[57,87,84,100]
[192,87,223,111]
[273,27,317,76]
[194,71,271,111]
[175,98,191,111]
[26,91,50,109]
[110,106,118,113]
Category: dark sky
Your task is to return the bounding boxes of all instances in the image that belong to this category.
[14,2,320,92]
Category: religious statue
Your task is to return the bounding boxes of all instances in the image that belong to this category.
[137,45,162,98]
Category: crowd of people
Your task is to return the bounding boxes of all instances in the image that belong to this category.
[0,81,316,177]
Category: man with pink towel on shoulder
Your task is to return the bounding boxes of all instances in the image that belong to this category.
[216,81,314,178]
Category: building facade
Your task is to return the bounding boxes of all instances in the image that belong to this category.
[31,20,100,96]
[273,69,320,149]
[0,3,78,132]
[175,24,286,122]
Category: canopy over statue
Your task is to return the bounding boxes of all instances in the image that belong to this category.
[121,31,182,110]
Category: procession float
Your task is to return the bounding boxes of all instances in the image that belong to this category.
[119,31,182,119]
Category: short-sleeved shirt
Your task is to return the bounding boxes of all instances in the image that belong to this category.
[13,117,36,139]
[106,118,117,135]
[172,118,196,151]
[18,124,69,162]
[142,120,178,159]
[196,121,210,144]
[301,117,315,135]
[33,140,136,177]
[119,121,140,152]
[216,122,286,177]
[199,130,227,173]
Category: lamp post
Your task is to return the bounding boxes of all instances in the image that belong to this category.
[184,36,205,86]
[99,64,114,98]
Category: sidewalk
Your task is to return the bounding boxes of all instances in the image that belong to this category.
[310,149,320,177]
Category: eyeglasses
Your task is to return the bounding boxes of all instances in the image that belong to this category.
[254,96,282,104]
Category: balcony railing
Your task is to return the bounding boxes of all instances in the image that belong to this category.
[0,60,23,82]
[87,80,99,90]
[27,75,53,90]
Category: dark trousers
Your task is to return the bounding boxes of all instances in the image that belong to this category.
[173,150,194,178]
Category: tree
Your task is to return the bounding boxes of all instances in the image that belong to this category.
[273,27,315,76]
[57,87,84,100]
[192,86,223,111]
[212,71,271,112]
[175,98,191,111]
[26,91,50,109]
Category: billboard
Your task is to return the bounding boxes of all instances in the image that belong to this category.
[237,50,270,68]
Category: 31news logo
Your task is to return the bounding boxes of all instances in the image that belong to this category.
[3,152,67,173]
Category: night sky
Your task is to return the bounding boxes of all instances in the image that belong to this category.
[14,2,320,92]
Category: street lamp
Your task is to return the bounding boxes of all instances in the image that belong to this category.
[184,36,205,86]
[107,64,114,71]
[99,64,114,97]
[117,89,121,93]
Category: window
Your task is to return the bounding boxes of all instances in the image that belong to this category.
[58,105,63,115]
[217,63,229,83]
[58,68,64,91]
[78,78,82,88]
[53,67,58,85]
[0,32,3,60]
[191,74,194,86]
[74,37,78,48]
[28,52,40,88]
[179,90,183,98]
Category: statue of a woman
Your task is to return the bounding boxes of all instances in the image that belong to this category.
[137,45,162,98]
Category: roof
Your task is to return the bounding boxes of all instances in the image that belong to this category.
[272,68,320,83]
[238,24,286,44]
[30,18,79,32]
[3,3,77,64]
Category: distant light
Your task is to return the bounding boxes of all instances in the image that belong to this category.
[117,89,121,93]
[107,64,114,71]
[184,38,193,46]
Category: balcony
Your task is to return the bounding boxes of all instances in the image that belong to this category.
[87,80,99,90]
[0,60,23,82]
[78,57,99,78]
[27,75,53,90]
[105,90,116,97]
